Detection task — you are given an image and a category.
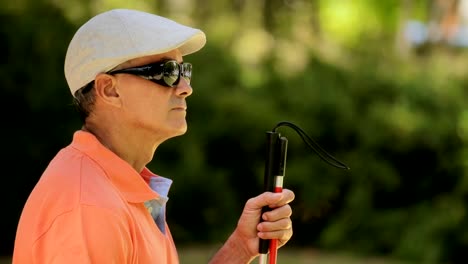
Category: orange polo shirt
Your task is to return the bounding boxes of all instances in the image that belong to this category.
[13,130,179,264]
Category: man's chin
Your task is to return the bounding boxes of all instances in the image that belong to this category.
[173,124,188,136]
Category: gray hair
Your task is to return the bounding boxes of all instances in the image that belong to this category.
[73,81,96,123]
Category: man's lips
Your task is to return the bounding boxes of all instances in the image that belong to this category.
[172,106,187,111]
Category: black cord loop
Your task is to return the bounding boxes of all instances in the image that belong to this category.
[273,121,350,170]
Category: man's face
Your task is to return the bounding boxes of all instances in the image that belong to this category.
[114,49,193,140]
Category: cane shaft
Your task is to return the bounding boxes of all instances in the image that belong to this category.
[259,133,287,264]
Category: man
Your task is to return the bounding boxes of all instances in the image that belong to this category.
[13,8,294,263]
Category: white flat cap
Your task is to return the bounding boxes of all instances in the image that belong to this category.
[64,8,206,96]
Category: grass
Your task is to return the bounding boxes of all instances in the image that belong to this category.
[2,247,416,264]
[178,246,415,264]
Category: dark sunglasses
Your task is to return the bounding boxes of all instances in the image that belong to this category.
[108,60,192,88]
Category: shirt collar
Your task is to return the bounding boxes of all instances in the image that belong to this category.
[70,130,159,203]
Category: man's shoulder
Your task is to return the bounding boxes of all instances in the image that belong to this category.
[27,145,127,219]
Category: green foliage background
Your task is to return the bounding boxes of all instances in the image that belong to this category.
[2,1,468,263]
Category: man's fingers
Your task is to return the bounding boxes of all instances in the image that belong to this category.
[245,189,295,211]
[257,220,293,244]
[258,217,292,232]
[262,204,292,221]
[269,189,295,207]
[258,228,293,241]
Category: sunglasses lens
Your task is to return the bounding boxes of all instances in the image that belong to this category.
[162,61,180,87]
[181,63,192,84]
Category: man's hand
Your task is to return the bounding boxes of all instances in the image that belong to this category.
[236,189,295,256]
[209,189,294,263]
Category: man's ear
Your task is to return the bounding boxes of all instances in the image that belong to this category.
[94,73,121,106]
